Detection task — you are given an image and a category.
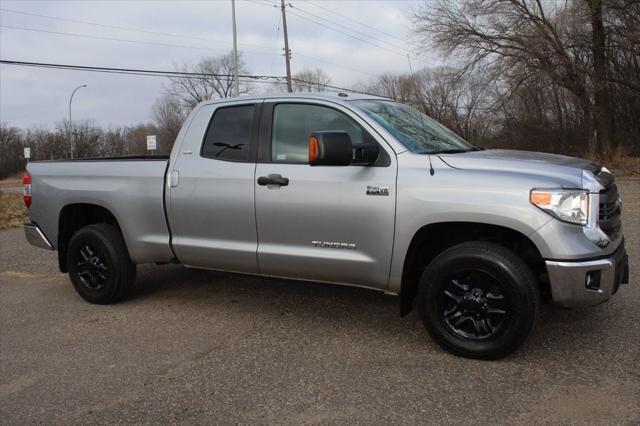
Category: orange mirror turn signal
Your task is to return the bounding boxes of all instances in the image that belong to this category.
[309,136,319,163]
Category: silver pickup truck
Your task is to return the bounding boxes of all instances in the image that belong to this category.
[23,92,628,359]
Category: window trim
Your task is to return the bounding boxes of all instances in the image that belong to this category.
[200,102,262,163]
[258,101,390,167]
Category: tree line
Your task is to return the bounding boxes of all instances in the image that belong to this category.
[410,0,639,158]
[1,0,637,179]
[0,120,179,179]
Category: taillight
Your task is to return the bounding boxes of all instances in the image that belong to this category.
[23,172,32,208]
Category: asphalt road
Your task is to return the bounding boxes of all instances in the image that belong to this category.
[1,178,639,425]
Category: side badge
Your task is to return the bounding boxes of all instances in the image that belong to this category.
[367,186,389,196]
[312,241,357,250]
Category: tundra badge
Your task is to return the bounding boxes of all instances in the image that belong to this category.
[312,241,357,249]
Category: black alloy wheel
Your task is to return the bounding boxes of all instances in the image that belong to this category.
[439,271,510,340]
[417,241,539,360]
[74,244,110,291]
[67,223,136,304]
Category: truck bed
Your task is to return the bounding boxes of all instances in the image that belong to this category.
[27,157,174,264]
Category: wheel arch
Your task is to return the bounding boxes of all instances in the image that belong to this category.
[400,222,548,316]
[57,203,124,273]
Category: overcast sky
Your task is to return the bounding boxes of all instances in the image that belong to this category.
[0,0,437,129]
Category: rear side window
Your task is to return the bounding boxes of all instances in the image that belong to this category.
[202,105,255,162]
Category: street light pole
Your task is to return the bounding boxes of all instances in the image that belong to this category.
[68,84,87,159]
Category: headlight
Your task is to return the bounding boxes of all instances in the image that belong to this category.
[530,189,589,225]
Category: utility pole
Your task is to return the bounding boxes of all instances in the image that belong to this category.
[231,0,240,97]
[280,0,292,92]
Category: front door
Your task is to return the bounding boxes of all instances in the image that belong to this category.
[254,101,397,289]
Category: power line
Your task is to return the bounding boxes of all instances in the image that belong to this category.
[285,77,379,96]
[247,0,411,56]
[1,59,501,119]
[266,12,282,75]
[239,0,385,78]
[295,53,377,78]
[0,59,379,95]
[0,7,276,51]
[289,3,410,53]
[244,0,279,8]
[249,1,428,68]
[285,10,406,58]
[1,60,502,112]
[242,0,405,57]
[0,60,282,81]
[304,0,411,45]
[0,8,210,42]
[0,24,274,56]
[1,3,402,83]
[0,19,378,79]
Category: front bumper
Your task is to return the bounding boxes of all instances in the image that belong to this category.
[546,242,629,308]
[24,223,54,250]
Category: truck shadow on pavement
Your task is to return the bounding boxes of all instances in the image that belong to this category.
[125,262,635,361]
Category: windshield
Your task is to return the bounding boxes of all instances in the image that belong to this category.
[350,100,475,154]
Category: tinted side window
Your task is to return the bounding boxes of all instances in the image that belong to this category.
[202,105,255,161]
[272,104,372,163]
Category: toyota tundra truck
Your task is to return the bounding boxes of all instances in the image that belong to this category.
[23,92,629,359]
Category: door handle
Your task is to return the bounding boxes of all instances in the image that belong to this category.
[257,174,289,187]
[170,171,179,188]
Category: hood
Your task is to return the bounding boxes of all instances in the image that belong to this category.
[440,149,601,185]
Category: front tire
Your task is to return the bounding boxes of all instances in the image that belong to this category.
[417,241,539,360]
[67,223,136,304]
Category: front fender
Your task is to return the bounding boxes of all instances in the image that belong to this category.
[387,159,558,293]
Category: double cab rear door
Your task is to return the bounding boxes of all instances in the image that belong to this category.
[168,98,397,290]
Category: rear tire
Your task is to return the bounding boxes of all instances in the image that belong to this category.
[67,223,136,304]
[417,241,539,360]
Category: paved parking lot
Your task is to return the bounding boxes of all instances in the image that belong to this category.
[1,178,638,425]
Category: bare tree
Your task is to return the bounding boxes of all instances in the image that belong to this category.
[0,124,24,178]
[588,0,612,157]
[606,0,640,155]
[364,72,416,104]
[101,127,128,157]
[413,0,615,157]
[423,68,495,142]
[69,120,102,159]
[292,68,332,92]
[359,67,495,143]
[152,93,186,152]
[167,52,251,111]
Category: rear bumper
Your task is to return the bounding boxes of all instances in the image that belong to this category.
[24,223,54,250]
[546,242,629,308]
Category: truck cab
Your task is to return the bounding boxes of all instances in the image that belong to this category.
[167,95,398,289]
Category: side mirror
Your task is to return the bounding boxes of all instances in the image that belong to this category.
[309,131,353,166]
